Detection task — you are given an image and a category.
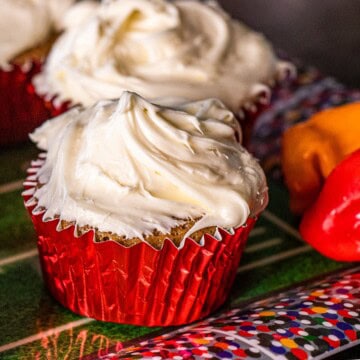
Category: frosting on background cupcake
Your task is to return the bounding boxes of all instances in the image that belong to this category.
[30,92,268,243]
[0,0,75,66]
[34,0,288,112]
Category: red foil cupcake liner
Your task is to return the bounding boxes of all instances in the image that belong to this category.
[23,160,256,326]
[0,63,69,147]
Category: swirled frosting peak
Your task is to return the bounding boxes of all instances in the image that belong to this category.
[34,0,288,112]
[30,92,268,244]
[0,0,75,65]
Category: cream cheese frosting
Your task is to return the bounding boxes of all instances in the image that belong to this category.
[0,0,74,65]
[29,92,268,244]
[34,0,289,112]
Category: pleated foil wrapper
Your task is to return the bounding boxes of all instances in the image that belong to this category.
[0,62,69,147]
[23,159,256,326]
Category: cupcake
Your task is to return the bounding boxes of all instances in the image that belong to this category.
[34,0,292,144]
[23,92,268,326]
[0,0,75,147]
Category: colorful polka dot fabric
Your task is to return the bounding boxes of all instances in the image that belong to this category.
[101,266,360,359]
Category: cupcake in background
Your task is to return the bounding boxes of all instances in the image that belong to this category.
[0,0,75,65]
[23,92,268,326]
[34,0,293,144]
[0,0,75,147]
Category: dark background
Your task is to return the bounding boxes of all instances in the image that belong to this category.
[219,0,360,87]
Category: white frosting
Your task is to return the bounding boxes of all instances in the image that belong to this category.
[34,0,288,112]
[0,0,74,65]
[30,92,268,244]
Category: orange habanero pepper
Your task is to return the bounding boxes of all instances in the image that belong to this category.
[281,102,360,214]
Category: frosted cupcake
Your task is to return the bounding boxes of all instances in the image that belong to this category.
[34,0,291,139]
[0,0,75,147]
[23,92,268,326]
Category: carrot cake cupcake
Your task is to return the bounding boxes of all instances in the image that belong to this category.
[24,92,268,325]
[0,0,75,146]
[34,0,291,123]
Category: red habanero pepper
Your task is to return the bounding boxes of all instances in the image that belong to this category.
[300,149,360,262]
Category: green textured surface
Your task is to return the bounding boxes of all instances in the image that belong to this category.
[231,250,343,304]
[0,262,80,347]
[0,142,37,184]
[2,323,157,360]
[0,190,36,258]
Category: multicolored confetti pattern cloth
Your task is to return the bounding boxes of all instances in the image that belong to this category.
[99,266,360,360]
